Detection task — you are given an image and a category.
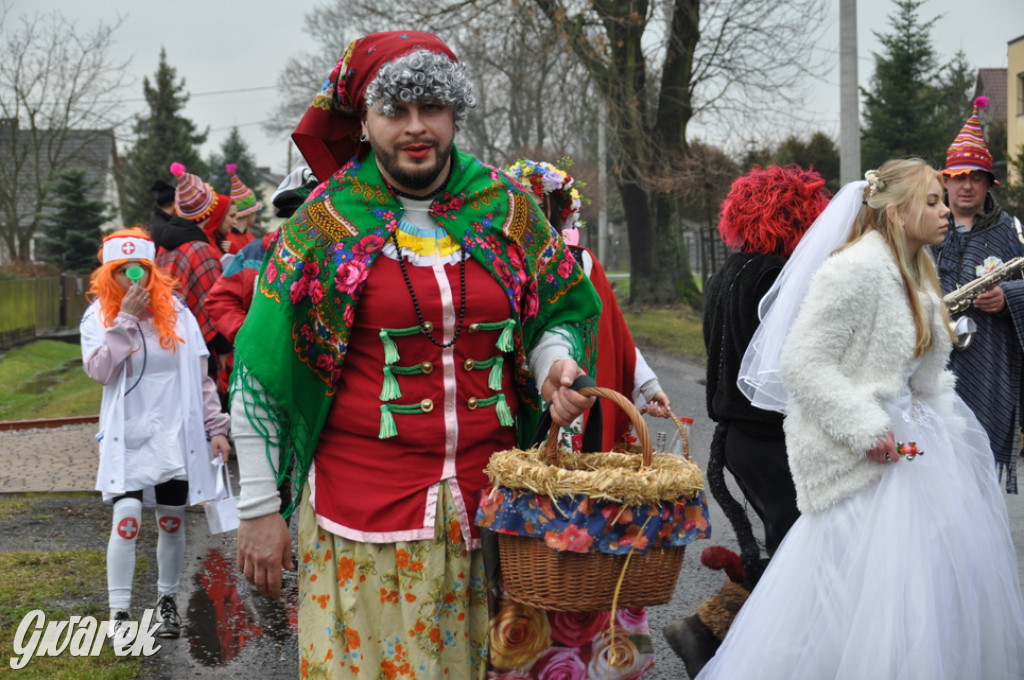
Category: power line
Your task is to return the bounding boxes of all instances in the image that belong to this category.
[110,85,278,105]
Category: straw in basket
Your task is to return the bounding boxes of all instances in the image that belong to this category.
[478,380,708,611]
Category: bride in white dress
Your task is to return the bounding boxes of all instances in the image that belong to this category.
[698,158,1024,679]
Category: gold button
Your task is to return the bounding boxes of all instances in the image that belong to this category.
[463,359,475,370]
[468,323,480,333]
[467,397,478,410]
[421,321,434,333]
[420,361,433,374]
[420,399,434,413]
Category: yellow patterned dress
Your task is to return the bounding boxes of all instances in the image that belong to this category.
[298,484,489,679]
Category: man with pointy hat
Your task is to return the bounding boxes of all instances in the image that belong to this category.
[932,95,1024,492]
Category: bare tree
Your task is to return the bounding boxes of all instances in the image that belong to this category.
[526,0,828,304]
[266,0,826,304]
[0,6,132,263]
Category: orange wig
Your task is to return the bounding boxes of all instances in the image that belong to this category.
[87,227,183,350]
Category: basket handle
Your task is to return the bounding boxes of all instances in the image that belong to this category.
[543,383,653,466]
[639,407,691,460]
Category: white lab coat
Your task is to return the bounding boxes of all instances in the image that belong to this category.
[81,298,227,505]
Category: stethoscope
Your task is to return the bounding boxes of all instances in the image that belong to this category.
[123,266,148,396]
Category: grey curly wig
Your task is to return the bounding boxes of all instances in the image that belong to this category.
[364,49,476,122]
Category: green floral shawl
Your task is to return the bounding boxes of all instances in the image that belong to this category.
[232,147,601,516]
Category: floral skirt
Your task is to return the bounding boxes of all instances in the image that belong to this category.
[297,484,489,679]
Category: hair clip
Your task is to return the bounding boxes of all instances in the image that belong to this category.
[864,169,885,196]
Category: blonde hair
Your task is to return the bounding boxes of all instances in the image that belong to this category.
[86,227,183,350]
[841,158,952,357]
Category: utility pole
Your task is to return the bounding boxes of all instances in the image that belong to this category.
[839,0,860,184]
[597,102,609,264]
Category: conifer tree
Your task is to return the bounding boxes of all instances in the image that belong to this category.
[860,0,972,170]
[118,49,209,228]
[37,170,109,274]
[207,127,266,225]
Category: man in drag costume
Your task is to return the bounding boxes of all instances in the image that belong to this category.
[229,31,601,679]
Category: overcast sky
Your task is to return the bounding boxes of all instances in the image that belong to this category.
[17,0,1024,176]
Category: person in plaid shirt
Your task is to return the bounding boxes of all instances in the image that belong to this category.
[160,164,234,405]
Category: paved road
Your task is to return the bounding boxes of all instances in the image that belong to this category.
[4,348,1024,678]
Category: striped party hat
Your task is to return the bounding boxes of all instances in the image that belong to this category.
[169,162,218,221]
[943,96,997,184]
[226,163,263,217]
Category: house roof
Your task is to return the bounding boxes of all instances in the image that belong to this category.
[974,68,1008,124]
[1,119,120,231]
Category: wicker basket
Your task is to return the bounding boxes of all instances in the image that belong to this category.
[497,533,686,611]
[487,386,704,611]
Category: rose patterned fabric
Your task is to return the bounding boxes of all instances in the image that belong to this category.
[488,598,655,679]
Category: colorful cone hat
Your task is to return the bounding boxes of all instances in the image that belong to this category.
[169,162,217,221]
[225,163,263,217]
[943,96,998,184]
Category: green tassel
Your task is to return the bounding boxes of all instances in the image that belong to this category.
[379,329,399,365]
[378,405,398,439]
[496,394,514,427]
[488,356,503,391]
[496,319,515,352]
[379,365,401,401]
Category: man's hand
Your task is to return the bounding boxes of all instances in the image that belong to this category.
[237,513,294,597]
[973,285,1006,314]
[541,359,595,426]
[210,434,231,464]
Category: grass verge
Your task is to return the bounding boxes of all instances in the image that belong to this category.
[622,305,706,363]
[0,340,100,420]
[0,548,144,679]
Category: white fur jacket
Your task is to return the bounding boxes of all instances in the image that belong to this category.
[780,230,955,513]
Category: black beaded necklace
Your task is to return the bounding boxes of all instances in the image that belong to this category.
[391,230,468,349]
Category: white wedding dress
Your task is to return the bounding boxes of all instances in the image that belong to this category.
[697,388,1024,679]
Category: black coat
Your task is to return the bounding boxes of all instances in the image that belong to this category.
[703,251,786,435]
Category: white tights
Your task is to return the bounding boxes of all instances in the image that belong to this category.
[106,499,186,611]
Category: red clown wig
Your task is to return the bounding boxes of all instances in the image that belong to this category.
[718,165,831,257]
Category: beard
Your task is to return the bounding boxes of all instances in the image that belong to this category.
[369,137,453,192]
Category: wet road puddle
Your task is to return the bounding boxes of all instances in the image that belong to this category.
[183,547,298,666]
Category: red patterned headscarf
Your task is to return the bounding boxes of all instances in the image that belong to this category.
[291,31,458,182]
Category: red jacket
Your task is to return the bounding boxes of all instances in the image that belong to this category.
[206,230,278,341]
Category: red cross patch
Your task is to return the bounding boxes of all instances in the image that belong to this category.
[120,241,136,255]
[158,516,181,533]
[117,517,139,540]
